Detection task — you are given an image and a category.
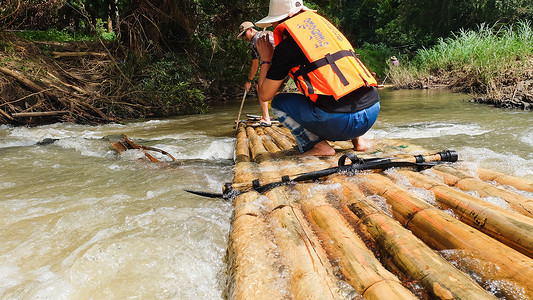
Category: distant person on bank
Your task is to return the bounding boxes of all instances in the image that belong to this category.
[255,0,380,156]
[391,56,399,66]
[237,21,275,125]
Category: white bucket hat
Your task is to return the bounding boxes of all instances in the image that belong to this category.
[255,0,315,28]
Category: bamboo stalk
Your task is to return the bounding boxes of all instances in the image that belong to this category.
[395,170,533,258]
[329,176,496,300]
[475,168,533,193]
[356,173,533,299]
[430,165,533,218]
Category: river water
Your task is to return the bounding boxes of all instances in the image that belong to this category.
[0,88,531,299]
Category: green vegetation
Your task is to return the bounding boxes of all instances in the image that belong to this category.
[390,21,533,91]
[2,0,533,123]
[133,52,208,116]
[354,43,399,79]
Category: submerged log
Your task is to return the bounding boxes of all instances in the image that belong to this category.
[475,168,533,193]
[328,176,496,300]
[296,184,423,300]
[264,186,342,299]
[395,170,533,258]
[430,165,533,218]
[356,173,533,299]
[225,191,290,300]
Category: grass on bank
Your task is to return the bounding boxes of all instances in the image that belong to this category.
[390,20,533,91]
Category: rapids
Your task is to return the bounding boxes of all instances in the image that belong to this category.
[0,88,531,299]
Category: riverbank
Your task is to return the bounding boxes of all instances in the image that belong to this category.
[2,24,531,127]
[388,22,533,110]
[0,32,211,126]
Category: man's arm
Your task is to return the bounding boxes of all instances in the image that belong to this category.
[256,36,283,102]
[244,59,259,92]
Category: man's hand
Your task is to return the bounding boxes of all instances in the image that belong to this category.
[244,81,252,92]
[256,35,274,63]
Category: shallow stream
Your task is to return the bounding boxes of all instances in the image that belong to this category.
[0,88,531,299]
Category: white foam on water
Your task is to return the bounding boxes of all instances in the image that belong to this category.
[367,121,490,140]
[520,130,533,148]
[0,264,21,292]
[176,138,235,160]
[55,137,111,158]
[458,146,533,178]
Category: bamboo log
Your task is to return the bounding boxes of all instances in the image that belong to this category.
[274,126,297,144]
[296,184,419,299]
[475,168,533,193]
[245,126,270,162]
[430,165,533,218]
[256,127,281,153]
[395,170,533,258]
[225,191,290,300]
[264,187,341,299]
[329,176,495,299]
[356,173,533,299]
[234,126,251,163]
[263,126,294,150]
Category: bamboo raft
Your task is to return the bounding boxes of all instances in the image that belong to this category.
[224,121,533,300]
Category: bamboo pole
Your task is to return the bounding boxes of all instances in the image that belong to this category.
[328,176,496,300]
[475,168,533,193]
[296,184,420,299]
[430,165,533,218]
[225,191,290,300]
[256,127,281,153]
[356,173,533,299]
[263,186,341,299]
[263,126,295,150]
[234,126,251,163]
[395,169,533,258]
[245,126,270,162]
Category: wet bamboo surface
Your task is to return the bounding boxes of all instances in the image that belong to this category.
[224,123,533,300]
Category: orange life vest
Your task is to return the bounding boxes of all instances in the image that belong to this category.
[273,11,377,102]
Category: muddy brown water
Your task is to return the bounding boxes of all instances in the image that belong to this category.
[0,88,531,299]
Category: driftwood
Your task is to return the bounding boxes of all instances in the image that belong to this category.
[0,64,114,124]
[50,51,108,59]
[12,111,69,117]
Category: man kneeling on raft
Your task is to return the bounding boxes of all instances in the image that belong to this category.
[255,0,380,156]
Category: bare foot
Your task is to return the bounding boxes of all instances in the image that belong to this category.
[259,118,271,125]
[303,140,336,156]
[352,136,371,152]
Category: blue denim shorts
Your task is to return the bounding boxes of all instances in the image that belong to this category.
[271,93,380,152]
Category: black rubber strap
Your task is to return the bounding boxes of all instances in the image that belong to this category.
[325,53,349,86]
[293,49,354,81]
